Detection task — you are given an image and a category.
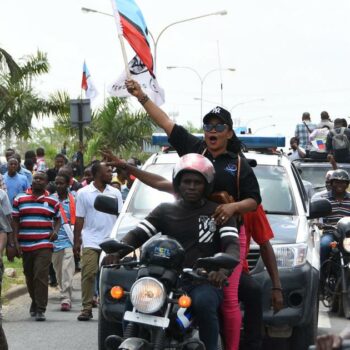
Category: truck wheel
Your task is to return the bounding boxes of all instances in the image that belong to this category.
[290,297,318,350]
[98,306,123,350]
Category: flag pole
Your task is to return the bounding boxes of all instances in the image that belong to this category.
[111,0,130,79]
[118,34,131,79]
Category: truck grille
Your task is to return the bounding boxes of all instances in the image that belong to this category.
[247,248,260,271]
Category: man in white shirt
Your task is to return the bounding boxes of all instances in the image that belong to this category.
[73,161,123,321]
[288,136,306,161]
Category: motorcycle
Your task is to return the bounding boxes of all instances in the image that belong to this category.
[319,218,350,318]
[99,236,237,350]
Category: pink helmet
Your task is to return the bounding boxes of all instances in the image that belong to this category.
[172,154,215,194]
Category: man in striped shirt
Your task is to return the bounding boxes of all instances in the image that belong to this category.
[320,169,350,265]
[9,172,61,321]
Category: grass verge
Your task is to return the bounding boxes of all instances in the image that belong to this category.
[2,256,24,298]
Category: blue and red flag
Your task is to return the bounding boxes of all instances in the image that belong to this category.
[316,139,326,151]
[111,0,154,77]
[81,61,98,99]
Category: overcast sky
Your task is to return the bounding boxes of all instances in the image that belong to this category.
[1,0,350,140]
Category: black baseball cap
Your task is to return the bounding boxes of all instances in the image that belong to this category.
[203,106,233,129]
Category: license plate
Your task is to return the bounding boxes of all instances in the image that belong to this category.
[124,311,170,328]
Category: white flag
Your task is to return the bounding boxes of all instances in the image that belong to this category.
[108,55,165,106]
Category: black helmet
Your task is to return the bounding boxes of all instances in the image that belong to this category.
[172,153,215,195]
[140,236,185,270]
[329,169,350,183]
[336,217,350,239]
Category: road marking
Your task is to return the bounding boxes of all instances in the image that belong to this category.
[318,311,331,329]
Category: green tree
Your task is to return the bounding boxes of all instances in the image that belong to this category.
[84,97,155,162]
[0,49,51,138]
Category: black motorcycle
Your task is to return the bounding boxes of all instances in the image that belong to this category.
[319,217,350,318]
[99,236,237,350]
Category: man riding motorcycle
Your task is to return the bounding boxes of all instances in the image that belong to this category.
[105,153,240,350]
[320,169,350,266]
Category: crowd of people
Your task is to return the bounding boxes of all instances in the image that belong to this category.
[0,146,139,348]
[0,90,348,349]
[289,110,350,164]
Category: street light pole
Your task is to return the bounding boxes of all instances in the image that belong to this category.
[153,10,227,70]
[81,7,227,73]
[253,124,276,134]
[246,115,273,127]
[229,98,265,113]
[167,66,235,125]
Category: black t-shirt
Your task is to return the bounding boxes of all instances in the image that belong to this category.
[125,199,239,268]
[168,124,261,204]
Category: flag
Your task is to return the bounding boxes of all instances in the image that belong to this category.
[111,0,154,77]
[108,55,164,106]
[81,61,98,100]
[316,139,326,151]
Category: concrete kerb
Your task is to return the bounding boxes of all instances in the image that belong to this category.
[4,285,28,301]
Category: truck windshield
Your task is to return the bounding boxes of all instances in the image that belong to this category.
[254,165,296,215]
[127,163,296,215]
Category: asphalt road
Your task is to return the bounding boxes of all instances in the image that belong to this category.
[1,277,347,350]
[2,274,98,350]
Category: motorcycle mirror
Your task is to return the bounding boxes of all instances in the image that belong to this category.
[100,238,134,255]
[94,194,119,215]
[195,253,238,271]
[308,199,332,220]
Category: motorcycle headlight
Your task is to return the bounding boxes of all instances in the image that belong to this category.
[343,238,350,253]
[130,277,166,314]
[273,243,308,268]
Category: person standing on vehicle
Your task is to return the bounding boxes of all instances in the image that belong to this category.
[326,118,350,163]
[318,110,334,130]
[288,137,306,161]
[9,172,61,321]
[102,148,284,350]
[107,154,240,350]
[126,81,256,349]
[294,112,317,152]
[320,169,350,266]
[73,161,123,321]
[309,124,330,160]
[123,79,283,350]
[51,172,76,312]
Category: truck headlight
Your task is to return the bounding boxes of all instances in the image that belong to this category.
[130,277,166,314]
[273,243,307,268]
[343,238,350,253]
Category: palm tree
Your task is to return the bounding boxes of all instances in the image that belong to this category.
[84,97,155,161]
[0,49,51,138]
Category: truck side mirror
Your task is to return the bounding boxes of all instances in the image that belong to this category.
[94,194,119,216]
[308,199,332,220]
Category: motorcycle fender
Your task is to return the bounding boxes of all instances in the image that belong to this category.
[118,337,152,350]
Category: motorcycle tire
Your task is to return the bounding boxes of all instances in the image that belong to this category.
[331,279,341,314]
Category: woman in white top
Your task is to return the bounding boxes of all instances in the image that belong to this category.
[309,124,330,160]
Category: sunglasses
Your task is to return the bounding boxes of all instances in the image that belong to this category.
[203,123,227,132]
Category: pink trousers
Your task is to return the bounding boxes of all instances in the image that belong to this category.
[221,225,246,350]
